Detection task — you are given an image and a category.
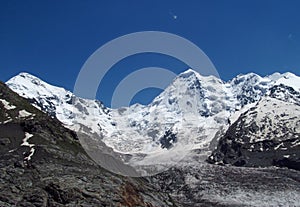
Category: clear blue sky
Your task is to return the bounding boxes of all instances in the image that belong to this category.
[1,0,300,106]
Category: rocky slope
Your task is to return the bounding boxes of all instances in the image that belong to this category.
[0,81,178,206]
[208,84,300,170]
[151,163,300,207]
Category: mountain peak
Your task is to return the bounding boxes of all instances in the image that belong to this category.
[178,68,222,84]
[8,72,46,86]
[11,72,46,84]
[8,72,72,92]
[6,72,72,114]
[233,72,262,81]
[267,72,300,92]
[177,68,199,79]
[267,72,296,81]
[18,72,39,78]
[282,71,296,77]
[180,68,199,74]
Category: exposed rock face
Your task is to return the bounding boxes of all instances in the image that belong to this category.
[0,82,178,207]
[208,84,300,170]
[159,130,177,149]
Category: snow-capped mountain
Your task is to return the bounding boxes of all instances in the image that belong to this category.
[2,79,300,207]
[6,69,300,175]
[208,84,300,170]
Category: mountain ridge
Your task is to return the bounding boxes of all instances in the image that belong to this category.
[6,69,300,175]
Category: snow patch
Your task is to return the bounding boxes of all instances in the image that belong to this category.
[3,118,13,124]
[0,99,16,110]
[18,110,34,118]
[21,132,35,161]
[8,149,16,153]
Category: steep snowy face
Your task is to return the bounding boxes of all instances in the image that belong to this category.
[6,73,76,125]
[6,72,113,137]
[230,73,271,108]
[102,69,236,161]
[152,69,235,117]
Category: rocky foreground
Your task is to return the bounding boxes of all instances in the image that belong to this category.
[0,82,177,207]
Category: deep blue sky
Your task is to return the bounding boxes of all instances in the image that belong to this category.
[1,0,300,107]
